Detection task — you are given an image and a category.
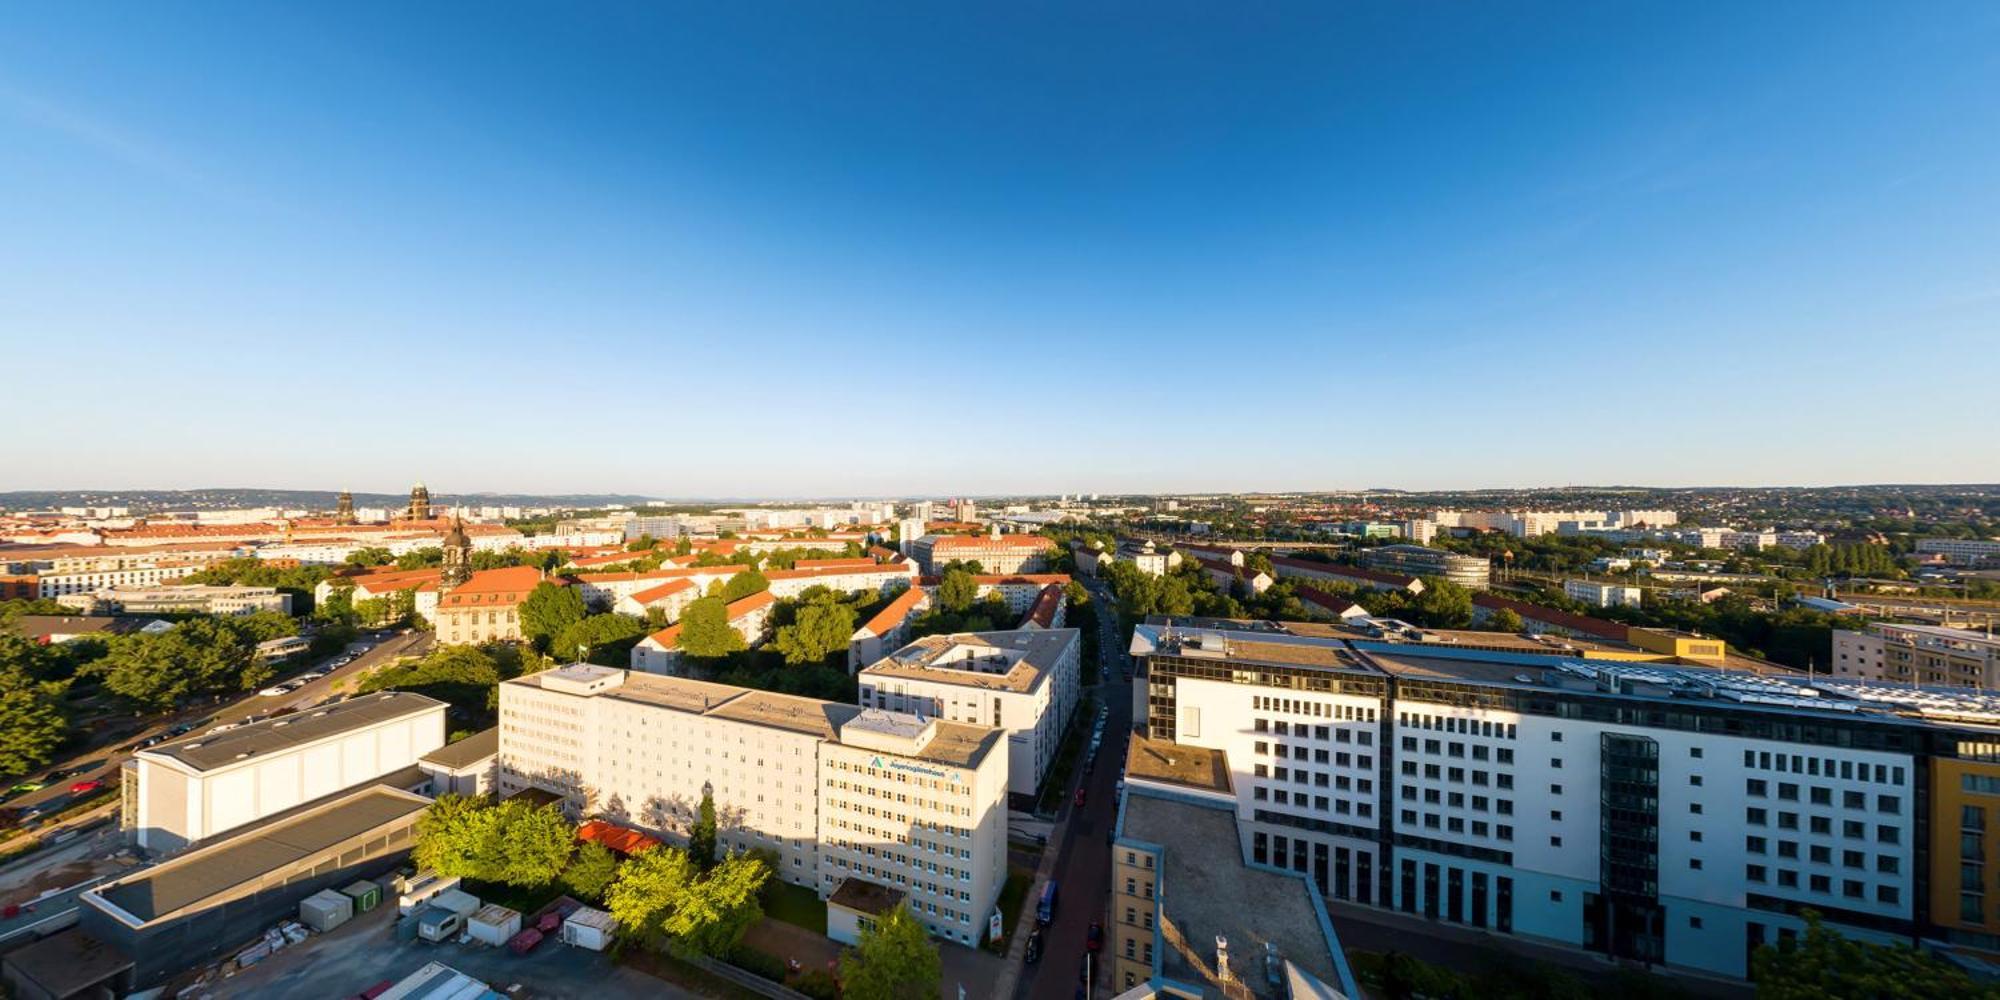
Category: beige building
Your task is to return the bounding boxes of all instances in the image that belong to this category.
[58,583,293,616]
[496,664,1009,945]
[1832,623,2000,688]
[914,531,1055,576]
[434,566,546,645]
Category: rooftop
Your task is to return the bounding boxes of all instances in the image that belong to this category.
[420,726,498,771]
[1124,736,1232,795]
[88,785,429,925]
[829,877,906,916]
[140,691,445,773]
[862,628,1080,694]
[1121,792,1349,1000]
[857,584,928,637]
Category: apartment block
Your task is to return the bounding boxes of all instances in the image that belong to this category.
[859,629,1080,797]
[1832,623,2000,688]
[497,665,1009,945]
[1563,579,1644,609]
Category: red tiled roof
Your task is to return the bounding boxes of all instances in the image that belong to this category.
[628,579,696,605]
[643,590,776,649]
[1297,586,1364,616]
[436,566,546,608]
[1021,583,1064,628]
[1270,556,1418,589]
[577,819,660,856]
[859,586,928,637]
[1471,593,1627,640]
[793,557,879,570]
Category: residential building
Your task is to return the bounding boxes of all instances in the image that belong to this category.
[433,566,547,645]
[912,530,1055,575]
[1116,541,1181,577]
[1469,594,1628,642]
[7,615,170,644]
[419,727,499,797]
[1563,579,1645,609]
[764,562,916,600]
[496,664,1009,944]
[1111,738,1361,1000]
[897,517,926,556]
[1127,619,1991,980]
[918,574,1073,615]
[1019,583,1066,630]
[1832,623,2000,688]
[124,691,446,852]
[1195,555,1274,595]
[1297,587,1368,623]
[315,567,443,624]
[1360,545,1490,590]
[859,629,1081,797]
[629,590,777,673]
[1917,538,2000,567]
[848,585,931,672]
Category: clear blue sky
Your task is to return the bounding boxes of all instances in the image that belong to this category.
[3,3,1996,497]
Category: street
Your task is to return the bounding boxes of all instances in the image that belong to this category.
[1022,576,1130,1000]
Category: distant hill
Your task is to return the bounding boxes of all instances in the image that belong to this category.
[0,488,663,514]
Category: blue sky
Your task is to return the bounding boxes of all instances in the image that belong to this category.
[3,3,1996,497]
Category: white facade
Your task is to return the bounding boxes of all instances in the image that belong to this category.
[129,692,446,852]
[1563,579,1644,609]
[496,666,1008,945]
[1916,537,2000,566]
[858,630,1081,797]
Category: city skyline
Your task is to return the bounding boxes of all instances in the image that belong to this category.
[4,4,1998,493]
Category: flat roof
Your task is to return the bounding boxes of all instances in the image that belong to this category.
[140,691,445,773]
[861,628,1079,694]
[0,929,133,997]
[89,785,429,924]
[828,877,906,916]
[1125,736,1232,794]
[419,726,498,770]
[1121,792,1344,1000]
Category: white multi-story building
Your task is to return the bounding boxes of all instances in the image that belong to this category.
[896,517,926,556]
[58,583,293,617]
[1129,621,1959,981]
[125,691,446,852]
[1563,579,1645,609]
[912,530,1054,575]
[496,665,1009,945]
[763,563,916,600]
[1916,538,2000,567]
[859,629,1080,797]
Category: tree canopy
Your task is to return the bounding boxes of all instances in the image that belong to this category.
[1752,910,2000,1000]
[722,568,771,602]
[677,597,748,659]
[520,582,588,650]
[411,795,574,887]
[552,613,649,665]
[840,903,942,1000]
[0,671,69,778]
[771,597,856,666]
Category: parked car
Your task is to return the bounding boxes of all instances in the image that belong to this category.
[69,779,104,796]
[9,781,45,795]
[1025,928,1044,964]
[296,671,327,682]
[257,685,290,697]
[1073,788,1087,807]
[1086,922,1103,952]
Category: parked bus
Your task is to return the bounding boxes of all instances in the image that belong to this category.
[1036,880,1059,925]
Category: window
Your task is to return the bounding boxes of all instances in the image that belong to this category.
[1690,859,1704,870]
[1747,865,1767,883]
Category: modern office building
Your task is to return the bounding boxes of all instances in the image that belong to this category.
[55,582,293,616]
[1563,579,1645,609]
[496,664,1009,944]
[1128,618,2000,979]
[1359,545,1490,590]
[125,692,446,852]
[1832,623,2000,689]
[859,629,1081,797]
[1916,538,2000,567]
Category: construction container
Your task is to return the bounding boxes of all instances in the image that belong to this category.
[468,903,522,947]
[415,904,464,943]
[431,888,481,919]
[397,873,463,916]
[298,889,353,933]
[340,879,382,913]
[561,907,616,952]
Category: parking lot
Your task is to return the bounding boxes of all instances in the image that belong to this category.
[212,902,693,999]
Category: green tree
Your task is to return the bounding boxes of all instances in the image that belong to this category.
[839,903,941,1000]
[486,800,576,887]
[627,534,657,552]
[357,645,502,714]
[690,786,718,870]
[677,597,747,658]
[1489,608,1525,633]
[551,613,649,665]
[938,568,979,614]
[1752,910,1999,1000]
[346,546,395,567]
[664,852,769,956]
[519,582,588,650]
[1412,578,1475,628]
[0,671,70,777]
[412,794,501,880]
[562,841,620,902]
[772,599,856,666]
[722,569,771,602]
[604,847,699,947]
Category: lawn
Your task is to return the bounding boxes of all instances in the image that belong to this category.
[984,867,1034,954]
[763,878,828,935]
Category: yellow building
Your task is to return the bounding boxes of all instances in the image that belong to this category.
[1627,627,1727,663]
[1930,750,2000,953]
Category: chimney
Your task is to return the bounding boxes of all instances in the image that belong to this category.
[1215,936,1231,982]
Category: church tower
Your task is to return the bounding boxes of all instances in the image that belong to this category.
[335,490,355,525]
[440,514,473,588]
[408,482,433,521]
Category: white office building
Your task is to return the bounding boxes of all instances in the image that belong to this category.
[1563,579,1645,609]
